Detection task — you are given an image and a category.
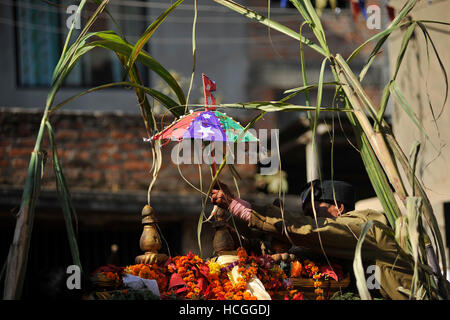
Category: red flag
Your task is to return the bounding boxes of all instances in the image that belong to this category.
[202,73,217,110]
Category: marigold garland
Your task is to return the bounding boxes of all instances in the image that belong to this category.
[90,248,343,300]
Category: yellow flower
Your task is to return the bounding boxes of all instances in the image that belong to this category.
[208,261,221,275]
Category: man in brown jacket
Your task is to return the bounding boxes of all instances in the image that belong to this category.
[211,179,413,300]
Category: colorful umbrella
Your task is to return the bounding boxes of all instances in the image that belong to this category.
[151,109,258,143]
[151,74,257,145]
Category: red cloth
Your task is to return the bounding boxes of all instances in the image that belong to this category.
[168,273,186,290]
[320,264,344,281]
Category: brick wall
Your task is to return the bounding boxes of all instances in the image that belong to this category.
[0,108,257,195]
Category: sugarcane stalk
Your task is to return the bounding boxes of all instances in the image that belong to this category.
[334,55,409,204]
[3,107,49,299]
[334,57,447,297]
[336,51,446,286]
[4,0,110,298]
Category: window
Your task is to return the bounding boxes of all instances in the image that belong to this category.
[14,0,149,88]
[15,0,60,87]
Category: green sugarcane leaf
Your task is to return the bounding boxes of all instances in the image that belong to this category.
[416,21,448,120]
[185,0,198,113]
[283,82,339,94]
[395,216,410,255]
[213,0,326,56]
[393,23,417,80]
[346,111,401,227]
[289,0,312,23]
[91,0,127,40]
[418,20,450,26]
[390,81,436,150]
[125,0,184,74]
[91,32,186,106]
[353,221,374,300]
[299,21,311,110]
[348,0,418,64]
[409,141,421,196]
[53,0,88,81]
[406,196,423,299]
[117,53,156,134]
[46,122,82,270]
[197,203,204,258]
[383,130,448,285]
[376,81,393,127]
[215,102,351,113]
[50,82,183,117]
[315,58,327,118]
[291,0,328,53]
[376,23,416,126]
[53,0,110,86]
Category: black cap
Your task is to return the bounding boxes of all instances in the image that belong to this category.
[299,179,355,211]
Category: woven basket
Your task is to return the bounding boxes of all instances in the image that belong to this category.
[90,273,122,290]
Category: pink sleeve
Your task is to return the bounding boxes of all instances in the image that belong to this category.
[228,197,252,222]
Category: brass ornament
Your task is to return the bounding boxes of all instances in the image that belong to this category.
[135,205,168,265]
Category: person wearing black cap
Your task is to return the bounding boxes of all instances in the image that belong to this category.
[211,179,414,300]
[298,179,355,218]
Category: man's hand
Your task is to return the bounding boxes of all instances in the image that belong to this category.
[211,181,234,209]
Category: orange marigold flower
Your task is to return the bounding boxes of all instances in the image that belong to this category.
[314,281,323,288]
[315,288,324,295]
[316,295,325,300]
[290,261,302,278]
[237,247,248,258]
